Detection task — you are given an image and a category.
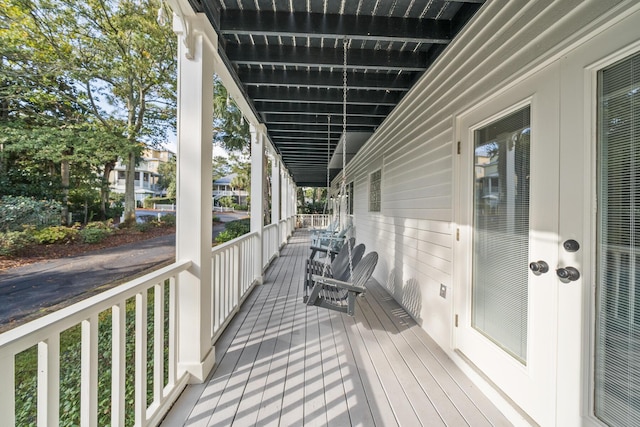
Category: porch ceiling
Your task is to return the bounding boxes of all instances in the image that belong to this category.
[188,0,486,186]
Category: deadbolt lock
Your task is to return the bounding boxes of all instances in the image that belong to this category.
[556,266,580,282]
[563,239,580,252]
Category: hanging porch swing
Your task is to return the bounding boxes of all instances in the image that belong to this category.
[303,39,379,316]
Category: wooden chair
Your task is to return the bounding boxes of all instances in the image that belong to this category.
[309,219,338,235]
[309,226,351,259]
[306,252,378,316]
[303,239,365,301]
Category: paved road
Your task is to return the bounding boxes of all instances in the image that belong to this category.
[0,212,248,332]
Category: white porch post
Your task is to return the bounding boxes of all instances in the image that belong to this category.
[288,177,295,218]
[250,124,265,281]
[174,13,216,383]
[271,158,280,225]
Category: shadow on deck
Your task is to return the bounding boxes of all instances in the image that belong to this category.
[161,230,513,426]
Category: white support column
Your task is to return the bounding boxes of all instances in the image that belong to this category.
[271,157,280,225]
[174,13,216,383]
[286,176,292,218]
[291,179,297,217]
[250,124,266,281]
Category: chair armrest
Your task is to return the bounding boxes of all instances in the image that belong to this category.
[311,275,365,293]
[309,245,340,259]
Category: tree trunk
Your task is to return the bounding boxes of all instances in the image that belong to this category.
[61,159,70,225]
[99,160,116,221]
[123,150,137,226]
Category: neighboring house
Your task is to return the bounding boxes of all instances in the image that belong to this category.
[109,149,175,203]
[212,173,248,206]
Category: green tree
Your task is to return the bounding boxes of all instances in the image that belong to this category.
[157,155,176,198]
[0,0,177,226]
[213,78,249,152]
[212,155,232,181]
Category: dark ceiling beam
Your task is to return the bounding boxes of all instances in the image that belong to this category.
[247,87,401,106]
[267,123,375,133]
[256,101,392,116]
[219,10,452,45]
[238,69,414,91]
[270,131,341,139]
[262,113,382,127]
[225,44,429,72]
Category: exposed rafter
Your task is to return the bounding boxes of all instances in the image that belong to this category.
[219,11,453,45]
[237,69,414,91]
[247,87,402,106]
[226,44,432,72]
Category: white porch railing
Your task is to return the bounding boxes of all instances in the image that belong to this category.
[0,216,297,426]
[279,219,289,249]
[0,260,191,427]
[296,213,332,229]
[210,231,261,344]
[263,223,279,269]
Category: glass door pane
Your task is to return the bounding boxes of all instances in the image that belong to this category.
[472,106,531,363]
[596,52,640,426]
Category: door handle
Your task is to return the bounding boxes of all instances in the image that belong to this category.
[529,260,549,274]
[556,266,580,281]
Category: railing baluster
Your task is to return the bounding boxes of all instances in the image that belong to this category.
[111,301,126,427]
[81,315,99,427]
[222,250,228,320]
[213,253,220,333]
[37,334,60,427]
[154,283,164,404]
[135,291,148,426]
[211,254,219,335]
[167,276,177,389]
[234,244,240,309]
[0,354,15,427]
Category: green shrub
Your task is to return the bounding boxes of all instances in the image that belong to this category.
[0,230,36,256]
[215,218,250,243]
[79,227,111,244]
[134,221,156,232]
[159,214,175,227]
[33,226,78,244]
[0,196,62,232]
[84,220,113,230]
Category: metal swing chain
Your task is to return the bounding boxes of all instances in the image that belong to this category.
[342,38,354,281]
[319,39,352,283]
[320,116,332,278]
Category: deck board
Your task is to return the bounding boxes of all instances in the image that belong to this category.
[161,231,514,427]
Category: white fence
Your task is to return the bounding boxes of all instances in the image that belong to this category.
[213,206,235,213]
[153,204,176,211]
[0,216,296,426]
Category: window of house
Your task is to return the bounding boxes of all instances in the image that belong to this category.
[369,169,381,212]
[347,181,354,215]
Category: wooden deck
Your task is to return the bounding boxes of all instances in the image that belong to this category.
[161,231,513,426]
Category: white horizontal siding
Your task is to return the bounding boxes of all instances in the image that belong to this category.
[342,0,630,351]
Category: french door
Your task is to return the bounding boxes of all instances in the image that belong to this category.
[455,64,561,426]
[455,8,640,425]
